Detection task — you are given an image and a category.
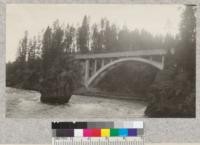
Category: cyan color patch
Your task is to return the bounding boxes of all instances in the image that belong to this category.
[118,129,128,137]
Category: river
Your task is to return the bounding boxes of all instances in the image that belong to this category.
[6,87,147,118]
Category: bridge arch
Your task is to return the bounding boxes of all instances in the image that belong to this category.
[86,57,163,87]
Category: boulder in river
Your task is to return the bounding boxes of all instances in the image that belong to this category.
[40,71,74,104]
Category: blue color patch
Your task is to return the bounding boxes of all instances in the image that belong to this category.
[128,129,137,136]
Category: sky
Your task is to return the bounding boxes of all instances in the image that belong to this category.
[6,4,184,62]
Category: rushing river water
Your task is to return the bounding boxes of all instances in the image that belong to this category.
[6,87,147,118]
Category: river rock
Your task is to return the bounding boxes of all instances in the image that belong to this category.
[40,71,74,104]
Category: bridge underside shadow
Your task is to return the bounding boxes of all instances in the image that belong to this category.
[75,60,160,100]
[86,57,163,87]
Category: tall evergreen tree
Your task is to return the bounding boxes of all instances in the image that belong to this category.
[140,29,154,50]
[64,25,76,53]
[91,24,101,53]
[104,21,118,51]
[77,15,90,53]
[42,26,52,71]
[118,26,131,51]
[163,34,175,50]
[52,20,65,57]
[130,29,141,50]
[16,31,29,64]
[176,6,196,81]
[28,37,37,63]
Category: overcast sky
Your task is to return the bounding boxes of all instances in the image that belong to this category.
[6,4,184,62]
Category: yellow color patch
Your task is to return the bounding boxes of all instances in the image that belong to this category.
[101,129,110,137]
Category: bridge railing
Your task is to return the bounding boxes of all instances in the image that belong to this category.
[73,48,167,60]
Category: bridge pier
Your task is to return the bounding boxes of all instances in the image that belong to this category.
[162,56,165,68]
[84,59,89,85]
[149,56,153,61]
[94,59,97,74]
[101,59,105,68]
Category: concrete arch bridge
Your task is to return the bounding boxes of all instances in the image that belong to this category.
[74,48,168,87]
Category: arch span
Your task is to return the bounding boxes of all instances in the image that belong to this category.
[86,57,163,87]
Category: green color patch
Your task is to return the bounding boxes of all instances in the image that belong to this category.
[110,128,119,136]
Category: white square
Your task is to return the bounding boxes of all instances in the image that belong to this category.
[124,121,133,128]
[133,121,143,128]
[74,129,83,137]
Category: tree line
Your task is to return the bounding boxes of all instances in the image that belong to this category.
[13,15,177,61]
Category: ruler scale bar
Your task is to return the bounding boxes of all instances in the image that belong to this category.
[53,137,144,144]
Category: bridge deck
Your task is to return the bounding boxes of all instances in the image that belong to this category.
[74,48,167,59]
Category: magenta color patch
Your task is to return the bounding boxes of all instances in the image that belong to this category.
[83,129,92,137]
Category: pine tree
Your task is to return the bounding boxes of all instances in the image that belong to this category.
[64,25,76,53]
[51,20,65,57]
[130,29,141,50]
[28,36,37,63]
[91,24,104,53]
[104,21,118,52]
[118,26,131,51]
[77,15,90,53]
[176,6,196,81]
[16,31,29,64]
[42,26,52,71]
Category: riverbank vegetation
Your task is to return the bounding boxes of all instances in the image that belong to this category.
[145,6,196,117]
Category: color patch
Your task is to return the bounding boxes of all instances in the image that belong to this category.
[133,121,143,128]
[83,129,92,137]
[110,128,118,137]
[52,129,56,137]
[91,128,101,137]
[128,129,137,136]
[101,129,110,137]
[119,129,128,137]
[56,129,74,137]
[74,129,83,137]
[137,129,144,136]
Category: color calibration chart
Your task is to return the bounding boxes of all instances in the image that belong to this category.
[52,121,144,145]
